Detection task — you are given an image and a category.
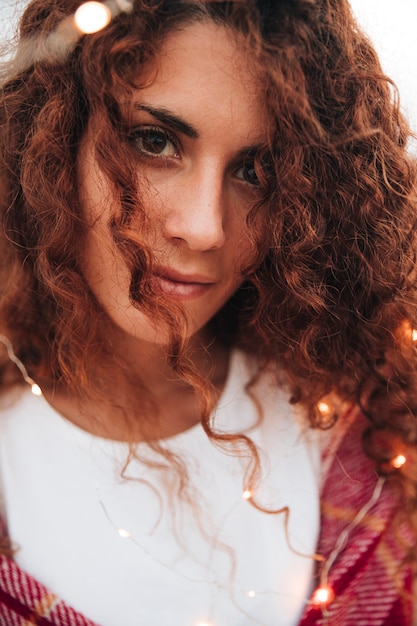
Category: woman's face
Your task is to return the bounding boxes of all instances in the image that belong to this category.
[78,21,268,345]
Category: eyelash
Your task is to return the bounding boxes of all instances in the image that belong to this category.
[127,126,180,160]
[236,158,259,187]
[126,125,262,188]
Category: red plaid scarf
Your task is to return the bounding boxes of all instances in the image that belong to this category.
[0,407,414,626]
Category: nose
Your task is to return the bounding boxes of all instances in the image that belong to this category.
[162,164,226,251]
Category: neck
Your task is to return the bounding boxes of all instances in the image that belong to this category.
[42,329,231,442]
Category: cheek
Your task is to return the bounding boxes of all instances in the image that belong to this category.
[78,153,130,293]
[78,131,121,226]
[79,221,131,311]
[227,219,261,275]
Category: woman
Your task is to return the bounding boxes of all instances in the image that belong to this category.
[0,0,416,624]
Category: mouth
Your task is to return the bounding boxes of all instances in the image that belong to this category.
[151,268,216,301]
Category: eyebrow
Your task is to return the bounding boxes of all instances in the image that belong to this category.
[134,104,199,139]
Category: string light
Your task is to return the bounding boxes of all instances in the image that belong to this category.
[391,454,406,469]
[316,399,338,427]
[398,320,417,343]
[74,1,112,34]
[73,0,135,36]
[309,475,385,616]
[317,401,331,415]
[0,335,42,397]
[31,383,43,396]
[311,584,334,607]
[0,332,391,622]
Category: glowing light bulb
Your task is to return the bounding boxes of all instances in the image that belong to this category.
[412,329,417,342]
[117,528,131,538]
[245,589,256,598]
[391,454,406,469]
[74,1,112,34]
[195,620,213,626]
[31,383,42,396]
[318,401,331,415]
[242,489,252,500]
[312,585,334,607]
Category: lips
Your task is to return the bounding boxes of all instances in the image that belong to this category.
[151,267,216,300]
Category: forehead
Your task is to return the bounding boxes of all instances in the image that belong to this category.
[122,21,268,146]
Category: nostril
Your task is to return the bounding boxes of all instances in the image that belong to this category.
[163,204,225,251]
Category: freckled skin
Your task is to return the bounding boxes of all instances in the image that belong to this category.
[78,21,268,345]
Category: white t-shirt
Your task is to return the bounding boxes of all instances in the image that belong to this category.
[0,350,321,626]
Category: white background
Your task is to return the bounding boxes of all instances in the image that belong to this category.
[1,0,417,136]
[350,1,417,140]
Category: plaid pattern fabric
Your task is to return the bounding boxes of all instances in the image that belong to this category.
[0,555,97,625]
[300,409,414,626]
[0,408,413,625]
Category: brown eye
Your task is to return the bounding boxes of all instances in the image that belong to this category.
[235,159,259,186]
[129,127,179,158]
